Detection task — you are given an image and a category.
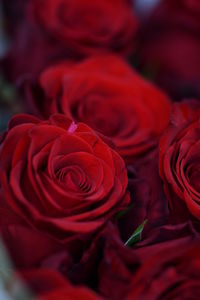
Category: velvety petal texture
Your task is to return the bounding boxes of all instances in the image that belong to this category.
[159,101,200,222]
[119,149,169,242]
[0,114,129,242]
[20,269,101,300]
[128,231,200,299]
[27,55,171,162]
[0,1,200,300]
[28,0,138,56]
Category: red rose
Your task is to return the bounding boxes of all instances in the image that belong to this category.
[27,55,171,162]
[159,101,200,222]
[138,0,200,100]
[0,222,136,294]
[39,222,138,298]
[40,222,199,300]
[19,269,101,300]
[0,114,129,243]
[28,0,138,56]
[127,236,200,299]
[99,222,200,300]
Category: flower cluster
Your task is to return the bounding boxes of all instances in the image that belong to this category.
[0,0,200,299]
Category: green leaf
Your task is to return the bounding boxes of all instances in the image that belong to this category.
[124,219,147,247]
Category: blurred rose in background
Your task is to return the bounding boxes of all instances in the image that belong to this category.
[137,0,200,100]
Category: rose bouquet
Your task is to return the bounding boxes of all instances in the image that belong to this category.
[0,0,200,299]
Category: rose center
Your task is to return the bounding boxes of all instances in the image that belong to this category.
[55,166,91,193]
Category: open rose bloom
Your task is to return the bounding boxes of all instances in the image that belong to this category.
[0,114,129,237]
[0,0,200,299]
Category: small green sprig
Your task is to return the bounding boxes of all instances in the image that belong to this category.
[125,219,147,247]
